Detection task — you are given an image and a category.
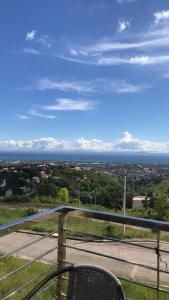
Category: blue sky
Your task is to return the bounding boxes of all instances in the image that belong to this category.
[1,0,169,152]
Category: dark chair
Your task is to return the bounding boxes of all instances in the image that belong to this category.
[23,265,126,300]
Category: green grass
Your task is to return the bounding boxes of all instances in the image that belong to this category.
[0,208,30,224]
[122,280,169,300]
[0,254,58,299]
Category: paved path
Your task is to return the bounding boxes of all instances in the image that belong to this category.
[0,232,169,286]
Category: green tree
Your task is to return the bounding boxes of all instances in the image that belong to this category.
[151,195,169,221]
[57,188,69,202]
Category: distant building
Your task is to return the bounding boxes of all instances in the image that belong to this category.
[32,176,40,183]
[0,179,6,188]
[40,171,49,179]
[72,166,81,171]
[5,189,13,198]
[132,196,150,209]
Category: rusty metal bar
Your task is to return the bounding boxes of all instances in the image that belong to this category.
[57,212,67,300]
[156,231,161,300]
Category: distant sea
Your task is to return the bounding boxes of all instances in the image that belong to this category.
[1,151,169,164]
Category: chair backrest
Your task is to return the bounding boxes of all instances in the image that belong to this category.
[23,265,126,300]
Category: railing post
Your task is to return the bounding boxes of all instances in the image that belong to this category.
[156,231,161,300]
[57,212,67,300]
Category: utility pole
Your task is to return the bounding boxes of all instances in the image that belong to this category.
[76,176,86,208]
[123,173,127,236]
[92,189,97,206]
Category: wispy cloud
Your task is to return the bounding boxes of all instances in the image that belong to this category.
[107,80,150,93]
[34,77,149,94]
[56,55,94,65]
[70,49,78,56]
[60,10,169,72]
[81,37,169,54]
[118,20,130,32]
[44,98,95,111]
[116,0,136,3]
[98,55,169,66]
[59,54,169,66]
[69,49,88,57]
[37,34,51,48]
[28,109,56,119]
[154,10,169,24]
[25,30,36,41]
[23,48,39,55]
[25,30,51,48]
[17,114,30,120]
[94,79,150,93]
[35,78,93,93]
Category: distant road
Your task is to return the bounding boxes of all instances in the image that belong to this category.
[0,231,169,287]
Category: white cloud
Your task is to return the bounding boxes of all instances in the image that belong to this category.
[108,80,150,93]
[70,49,78,56]
[58,52,169,67]
[69,48,88,56]
[25,30,36,41]
[98,54,169,66]
[1,132,169,152]
[76,138,113,151]
[17,115,30,120]
[118,20,130,32]
[23,48,39,55]
[83,36,169,53]
[35,78,93,93]
[117,0,136,3]
[28,109,56,119]
[37,34,51,48]
[34,77,149,94]
[25,30,50,48]
[0,138,72,151]
[95,79,150,93]
[44,98,95,111]
[154,10,169,24]
[114,132,169,153]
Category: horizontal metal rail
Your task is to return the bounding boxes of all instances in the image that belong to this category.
[0,230,57,260]
[66,229,157,251]
[118,275,169,295]
[0,246,58,282]
[35,279,56,298]
[1,264,57,300]
[0,207,60,231]
[67,229,169,256]
[66,245,169,275]
[1,205,169,232]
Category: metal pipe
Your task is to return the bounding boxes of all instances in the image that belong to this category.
[1,205,169,232]
[1,264,57,300]
[66,245,169,274]
[66,229,156,251]
[123,174,127,236]
[0,246,58,282]
[0,230,57,260]
[57,212,67,300]
[156,231,161,300]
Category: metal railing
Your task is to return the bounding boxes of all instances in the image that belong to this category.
[0,205,169,299]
